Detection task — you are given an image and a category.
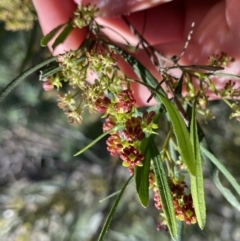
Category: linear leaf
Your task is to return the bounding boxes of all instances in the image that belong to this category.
[201,146,240,196]
[150,137,177,239]
[0,57,56,103]
[158,94,196,176]
[135,137,151,207]
[40,23,65,47]
[98,176,133,241]
[108,44,164,102]
[52,22,73,49]
[213,171,240,211]
[99,180,133,203]
[190,105,206,229]
[74,129,111,156]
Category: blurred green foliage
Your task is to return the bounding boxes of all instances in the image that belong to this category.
[0,0,35,31]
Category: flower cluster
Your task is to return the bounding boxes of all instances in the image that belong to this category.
[57,49,88,89]
[94,89,157,169]
[57,91,83,124]
[43,45,157,166]
[174,52,238,120]
[208,52,234,67]
[53,49,124,122]
[72,4,99,29]
[150,174,196,226]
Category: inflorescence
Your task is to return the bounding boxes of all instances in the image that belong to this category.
[40,3,240,231]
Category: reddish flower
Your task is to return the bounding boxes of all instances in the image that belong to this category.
[106,134,123,156]
[42,80,54,91]
[103,115,116,132]
[168,179,188,199]
[120,146,144,167]
[149,171,155,189]
[114,89,136,113]
[153,176,196,225]
[181,194,196,224]
[122,116,145,142]
[143,111,156,124]
[94,96,111,113]
[153,190,162,210]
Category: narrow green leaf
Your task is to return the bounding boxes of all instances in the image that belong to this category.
[40,65,62,81]
[108,44,165,102]
[149,137,178,239]
[213,171,240,211]
[40,23,65,47]
[74,129,112,156]
[135,137,151,207]
[98,176,133,241]
[214,72,240,79]
[52,22,73,49]
[99,179,134,202]
[190,105,206,229]
[183,65,224,71]
[0,57,56,103]
[201,146,240,196]
[158,94,196,176]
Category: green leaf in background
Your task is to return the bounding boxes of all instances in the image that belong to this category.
[98,176,133,241]
[149,137,178,239]
[190,105,206,229]
[135,137,151,207]
[52,22,73,49]
[158,94,196,176]
[40,23,65,47]
[213,171,240,211]
[201,146,240,196]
